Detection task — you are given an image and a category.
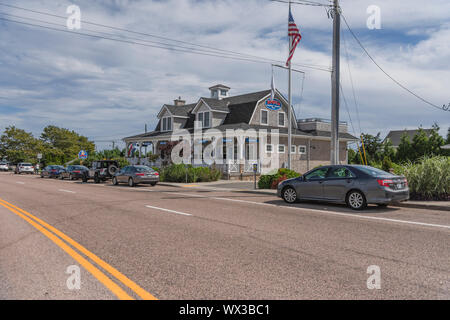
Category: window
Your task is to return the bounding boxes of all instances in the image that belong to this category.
[278,112,285,127]
[266,144,273,153]
[328,167,355,178]
[298,145,306,154]
[162,117,172,131]
[278,144,285,153]
[261,110,268,125]
[220,89,227,95]
[291,145,296,154]
[197,112,211,128]
[305,167,329,180]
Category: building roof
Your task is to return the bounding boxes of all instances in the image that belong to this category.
[123,88,358,142]
[384,129,433,147]
[209,84,230,90]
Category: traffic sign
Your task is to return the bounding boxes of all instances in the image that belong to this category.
[78,150,88,159]
[37,153,42,159]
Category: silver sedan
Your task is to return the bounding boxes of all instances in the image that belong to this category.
[277,165,409,210]
[112,165,159,187]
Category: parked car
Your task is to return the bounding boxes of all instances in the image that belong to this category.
[0,162,9,171]
[83,160,119,183]
[112,165,159,187]
[40,165,65,178]
[277,165,409,210]
[14,163,34,174]
[59,165,89,180]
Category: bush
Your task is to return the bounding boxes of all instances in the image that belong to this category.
[401,156,449,200]
[258,168,301,189]
[159,164,222,183]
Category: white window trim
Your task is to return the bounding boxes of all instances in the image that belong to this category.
[260,109,269,125]
[298,145,307,154]
[290,145,296,154]
[278,111,286,127]
[197,111,211,128]
[161,116,172,132]
[278,144,285,153]
[266,144,273,153]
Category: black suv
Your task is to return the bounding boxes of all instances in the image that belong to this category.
[83,160,119,183]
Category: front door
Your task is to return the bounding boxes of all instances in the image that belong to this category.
[296,167,330,199]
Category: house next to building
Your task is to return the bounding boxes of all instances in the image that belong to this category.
[123,84,358,178]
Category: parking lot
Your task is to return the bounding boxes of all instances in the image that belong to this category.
[0,171,449,299]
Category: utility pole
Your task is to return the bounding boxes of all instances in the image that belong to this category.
[330,0,340,165]
[287,0,292,170]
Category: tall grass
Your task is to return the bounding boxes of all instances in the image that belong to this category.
[395,156,450,200]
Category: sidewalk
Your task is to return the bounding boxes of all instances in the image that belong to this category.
[158,180,450,211]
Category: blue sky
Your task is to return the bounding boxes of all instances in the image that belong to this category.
[0,0,449,150]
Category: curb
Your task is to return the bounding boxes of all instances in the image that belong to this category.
[389,202,450,212]
[158,182,277,195]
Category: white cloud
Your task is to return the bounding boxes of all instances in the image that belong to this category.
[0,0,449,148]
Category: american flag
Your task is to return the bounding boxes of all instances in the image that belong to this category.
[286,8,302,66]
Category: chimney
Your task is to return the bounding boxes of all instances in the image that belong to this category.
[174,96,185,106]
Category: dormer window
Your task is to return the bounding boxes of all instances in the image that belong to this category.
[197,111,210,128]
[162,116,172,131]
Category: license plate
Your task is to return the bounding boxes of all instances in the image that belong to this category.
[397,183,403,189]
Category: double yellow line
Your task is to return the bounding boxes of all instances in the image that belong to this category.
[0,197,157,300]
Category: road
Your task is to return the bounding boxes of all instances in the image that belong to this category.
[0,172,449,300]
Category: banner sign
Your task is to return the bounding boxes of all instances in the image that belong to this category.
[265,98,282,111]
[78,150,88,159]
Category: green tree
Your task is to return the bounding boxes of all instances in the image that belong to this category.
[0,126,41,164]
[427,123,445,155]
[40,126,95,165]
[446,127,450,144]
[396,133,413,163]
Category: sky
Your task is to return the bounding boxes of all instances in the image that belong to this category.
[0,0,449,150]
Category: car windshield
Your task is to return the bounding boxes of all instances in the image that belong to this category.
[355,166,394,177]
[135,166,153,172]
[73,166,87,170]
[22,163,32,166]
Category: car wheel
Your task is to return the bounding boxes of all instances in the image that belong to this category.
[128,178,135,187]
[82,176,88,183]
[94,174,100,184]
[282,187,297,204]
[150,182,157,186]
[346,190,367,210]
[59,175,64,180]
[112,177,118,185]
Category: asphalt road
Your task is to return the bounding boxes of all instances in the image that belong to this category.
[0,172,449,300]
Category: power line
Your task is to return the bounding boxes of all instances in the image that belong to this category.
[0,2,330,72]
[341,14,449,113]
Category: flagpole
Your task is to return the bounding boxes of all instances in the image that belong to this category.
[287,0,292,170]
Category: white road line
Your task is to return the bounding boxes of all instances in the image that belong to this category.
[59,189,76,194]
[145,205,192,216]
[16,181,25,184]
[164,191,450,230]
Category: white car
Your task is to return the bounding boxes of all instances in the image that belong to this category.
[0,162,8,171]
[15,163,34,174]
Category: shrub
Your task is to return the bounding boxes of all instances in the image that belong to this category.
[258,168,301,189]
[159,164,222,183]
[401,156,449,200]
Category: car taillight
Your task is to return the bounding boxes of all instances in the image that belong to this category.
[154,172,159,176]
[73,170,80,173]
[377,179,393,187]
[136,173,145,176]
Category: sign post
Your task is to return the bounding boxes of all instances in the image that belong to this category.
[253,163,258,190]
